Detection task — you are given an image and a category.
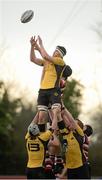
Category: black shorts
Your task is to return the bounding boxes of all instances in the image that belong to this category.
[26,167,45,179]
[37,88,62,107]
[67,163,90,179]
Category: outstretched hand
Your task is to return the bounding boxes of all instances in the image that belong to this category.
[30,36,37,47]
[30,36,40,51]
[37,35,43,46]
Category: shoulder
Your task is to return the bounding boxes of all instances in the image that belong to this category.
[53,57,65,66]
[25,132,30,140]
[39,130,52,141]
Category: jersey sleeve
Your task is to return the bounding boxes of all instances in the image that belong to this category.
[52,57,65,66]
[25,132,30,140]
[76,124,84,136]
[39,130,52,141]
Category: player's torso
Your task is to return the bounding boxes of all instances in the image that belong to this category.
[65,132,84,169]
[40,61,64,89]
[26,137,45,168]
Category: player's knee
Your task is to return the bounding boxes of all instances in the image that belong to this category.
[37,105,48,112]
[51,103,61,114]
[38,111,47,122]
[38,107,49,124]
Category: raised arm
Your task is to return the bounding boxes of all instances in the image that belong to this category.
[30,36,44,66]
[37,35,53,62]
[61,107,84,136]
[61,107,76,130]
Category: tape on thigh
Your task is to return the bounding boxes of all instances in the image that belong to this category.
[51,103,61,110]
[37,105,48,112]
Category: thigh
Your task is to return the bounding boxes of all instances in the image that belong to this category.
[77,164,90,179]
[27,167,45,179]
[44,170,55,179]
[37,167,45,179]
[37,89,49,107]
[50,88,62,106]
[68,166,89,179]
[67,168,77,179]
[26,168,33,179]
[26,168,38,179]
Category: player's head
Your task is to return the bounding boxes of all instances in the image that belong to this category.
[62,65,72,80]
[84,124,93,137]
[28,123,40,136]
[53,46,67,58]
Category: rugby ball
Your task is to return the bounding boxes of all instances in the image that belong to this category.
[21,10,34,23]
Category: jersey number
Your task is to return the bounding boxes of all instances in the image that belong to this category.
[28,143,40,151]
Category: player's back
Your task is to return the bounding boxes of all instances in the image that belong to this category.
[25,130,52,168]
[26,136,45,168]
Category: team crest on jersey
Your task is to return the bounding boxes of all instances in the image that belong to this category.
[54,92,58,96]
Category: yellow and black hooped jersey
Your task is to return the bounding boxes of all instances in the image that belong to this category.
[39,57,65,89]
[25,130,52,168]
[58,121,84,169]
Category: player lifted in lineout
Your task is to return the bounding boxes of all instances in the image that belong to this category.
[30,35,69,130]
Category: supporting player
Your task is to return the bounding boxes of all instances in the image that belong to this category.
[25,122,54,179]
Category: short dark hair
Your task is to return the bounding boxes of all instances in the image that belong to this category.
[56,46,67,56]
[62,65,72,80]
[84,125,93,137]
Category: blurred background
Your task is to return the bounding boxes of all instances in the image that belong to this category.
[0,0,102,178]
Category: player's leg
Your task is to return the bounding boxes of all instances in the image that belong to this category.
[31,111,39,124]
[37,89,49,126]
[38,111,48,132]
[29,111,47,132]
[50,88,62,130]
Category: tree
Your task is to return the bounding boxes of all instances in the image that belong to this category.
[0,81,22,147]
[63,78,84,118]
[0,81,22,173]
[88,18,102,177]
[0,81,35,174]
[89,108,102,177]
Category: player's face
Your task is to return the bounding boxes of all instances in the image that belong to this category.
[53,50,61,57]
